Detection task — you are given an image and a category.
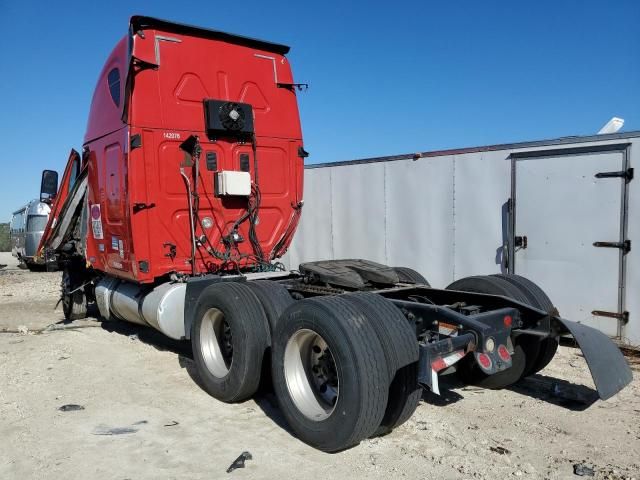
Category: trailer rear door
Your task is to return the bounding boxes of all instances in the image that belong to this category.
[510,144,631,338]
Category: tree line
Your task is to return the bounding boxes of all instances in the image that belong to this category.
[0,223,10,252]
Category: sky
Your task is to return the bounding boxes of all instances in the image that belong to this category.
[0,0,638,222]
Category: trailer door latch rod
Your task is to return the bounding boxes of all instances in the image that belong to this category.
[591,310,630,324]
[593,240,631,254]
[595,168,634,182]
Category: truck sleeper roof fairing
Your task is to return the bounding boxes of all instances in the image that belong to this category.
[83,16,292,144]
[129,16,290,55]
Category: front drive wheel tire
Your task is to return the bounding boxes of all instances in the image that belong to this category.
[245,280,294,332]
[272,296,389,452]
[191,282,270,403]
[61,269,87,321]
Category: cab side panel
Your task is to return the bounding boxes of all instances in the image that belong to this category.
[85,129,136,280]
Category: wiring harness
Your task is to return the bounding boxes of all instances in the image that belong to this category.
[180,135,286,275]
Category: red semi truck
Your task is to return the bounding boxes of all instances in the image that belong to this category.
[37,16,632,452]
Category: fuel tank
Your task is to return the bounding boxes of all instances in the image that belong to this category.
[95,277,186,339]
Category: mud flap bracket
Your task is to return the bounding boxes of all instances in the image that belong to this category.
[553,317,632,400]
[418,332,476,394]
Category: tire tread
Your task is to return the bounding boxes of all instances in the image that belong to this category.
[273,295,389,451]
[394,267,430,286]
[492,274,560,376]
[192,282,269,403]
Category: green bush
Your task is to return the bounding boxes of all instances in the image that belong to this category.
[0,223,10,252]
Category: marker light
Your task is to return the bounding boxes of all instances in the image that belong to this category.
[202,217,214,229]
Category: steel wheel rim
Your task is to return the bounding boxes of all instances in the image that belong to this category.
[284,329,339,421]
[200,308,233,377]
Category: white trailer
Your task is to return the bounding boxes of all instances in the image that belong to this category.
[286,131,639,347]
[9,199,51,270]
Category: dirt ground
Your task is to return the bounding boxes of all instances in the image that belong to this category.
[1,251,639,480]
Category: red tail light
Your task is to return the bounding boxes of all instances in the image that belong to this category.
[477,352,492,370]
[497,344,511,362]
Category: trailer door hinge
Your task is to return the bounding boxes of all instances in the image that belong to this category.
[591,310,629,324]
[514,235,528,249]
[593,240,631,254]
[595,167,634,182]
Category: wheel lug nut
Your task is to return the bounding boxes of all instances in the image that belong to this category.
[312,345,321,354]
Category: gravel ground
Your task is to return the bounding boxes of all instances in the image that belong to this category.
[1,261,639,480]
[0,251,20,270]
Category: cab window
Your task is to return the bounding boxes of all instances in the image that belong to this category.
[108,68,121,107]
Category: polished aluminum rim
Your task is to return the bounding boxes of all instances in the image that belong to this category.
[200,308,233,377]
[284,329,339,421]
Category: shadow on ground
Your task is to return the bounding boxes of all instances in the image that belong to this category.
[422,375,466,406]
[421,370,598,411]
[99,318,191,357]
[508,374,598,410]
[98,317,298,437]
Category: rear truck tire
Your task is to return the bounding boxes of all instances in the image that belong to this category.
[374,363,421,437]
[245,280,295,390]
[491,274,560,376]
[61,269,87,321]
[446,275,536,389]
[271,296,389,452]
[393,267,431,286]
[529,336,560,375]
[191,282,270,403]
[342,292,421,436]
[244,280,294,332]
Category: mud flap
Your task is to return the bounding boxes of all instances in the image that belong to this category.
[554,317,633,400]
